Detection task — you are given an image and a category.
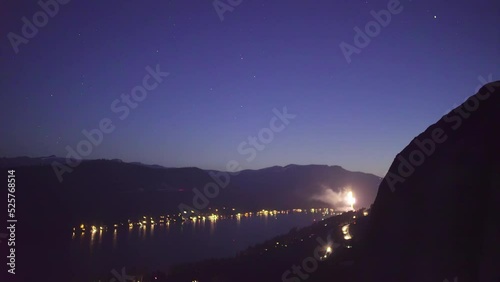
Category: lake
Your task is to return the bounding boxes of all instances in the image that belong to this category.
[69,209,334,280]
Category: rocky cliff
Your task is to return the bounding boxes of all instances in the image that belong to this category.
[357,81,500,282]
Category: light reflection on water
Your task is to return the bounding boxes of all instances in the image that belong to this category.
[70,212,328,280]
[209,218,215,235]
[112,229,117,248]
[98,230,103,245]
[89,230,96,253]
[150,223,155,237]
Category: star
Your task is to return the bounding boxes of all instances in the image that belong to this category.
[433,15,437,19]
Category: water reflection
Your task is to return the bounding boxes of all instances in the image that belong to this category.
[79,231,85,245]
[191,220,197,235]
[140,225,147,240]
[209,218,216,235]
[70,210,334,280]
[89,230,96,253]
[112,229,117,248]
[98,230,103,245]
[150,224,155,237]
[72,209,340,256]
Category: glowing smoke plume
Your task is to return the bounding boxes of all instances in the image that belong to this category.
[311,185,356,211]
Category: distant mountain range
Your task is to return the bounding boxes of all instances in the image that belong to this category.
[2,156,380,222]
[0,155,167,169]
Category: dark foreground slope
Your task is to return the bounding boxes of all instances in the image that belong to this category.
[356,81,500,282]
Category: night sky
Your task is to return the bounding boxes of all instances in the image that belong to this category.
[1,0,499,177]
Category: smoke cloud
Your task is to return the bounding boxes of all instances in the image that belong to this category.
[311,185,353,211]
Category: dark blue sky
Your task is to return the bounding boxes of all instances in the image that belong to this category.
[1,0,499,177]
